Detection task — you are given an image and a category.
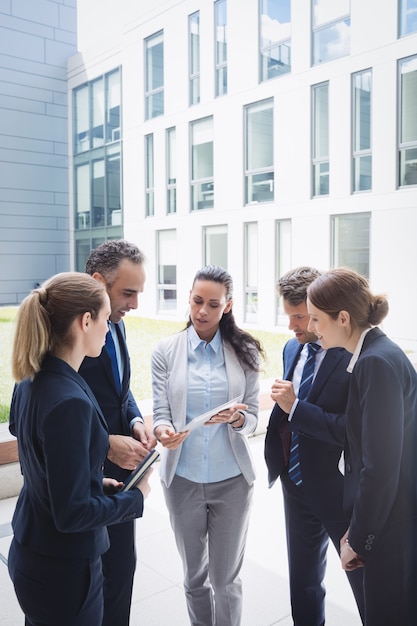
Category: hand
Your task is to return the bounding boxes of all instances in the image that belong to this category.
[132,422,158,451]
[206,403,248,426]
[102,477,124,494]
[340,529,365,571]
[135,467,153,499]
[155,426,189,450]
[271,379,296,414]
[108,434,149,470]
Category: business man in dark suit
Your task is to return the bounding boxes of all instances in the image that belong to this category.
[80,240,157,626]
[264,267,364,626]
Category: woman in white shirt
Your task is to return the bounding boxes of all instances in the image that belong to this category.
[152,265,264,626]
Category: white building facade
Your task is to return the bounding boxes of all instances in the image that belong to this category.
[69,0,417,349]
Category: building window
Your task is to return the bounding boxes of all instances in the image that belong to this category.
[106,146,122,226]
[145,134,154,217]
[399,0,417,37]
[399,55,417,186]
[75,163,90,230]
[312,82,329,197]
[74,68,121,154]
[352,69,372,192]
[203,225,227,268]
[275,219,292,324]
[312,0,350,65]
[259,0,291,81]
[74,149,121,227]
[191,117,214,211]
[331,213,370,277]
[189,12,200,106]
[157,230,177,312]
[244,222,258,323]
[245,98,274,204]
[166,127,176,214]
[106,70,121,143]
[145,31,164,120]
[215,0,227,97]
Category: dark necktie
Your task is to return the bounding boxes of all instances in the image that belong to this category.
[288,342,320,486]
[105,324,121,392]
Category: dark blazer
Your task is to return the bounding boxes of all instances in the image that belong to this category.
[79,320,142,481]
[9,354,143,560]
[265,338,351,517]
[343,327,417,556]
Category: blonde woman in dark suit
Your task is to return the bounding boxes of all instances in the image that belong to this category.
[8,272,151,626]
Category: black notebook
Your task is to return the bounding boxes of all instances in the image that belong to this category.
[121,449,160,492]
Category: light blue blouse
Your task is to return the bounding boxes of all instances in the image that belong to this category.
[175,325,241,483]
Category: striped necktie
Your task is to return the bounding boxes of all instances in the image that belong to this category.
[288,342,320,486]
[105,323,121,392]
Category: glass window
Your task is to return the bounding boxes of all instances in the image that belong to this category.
[244,222,258,323]
[331,213,370,277]
[399,0,417,37]
[72,69,123,263]
[106,69,121,143]
[189,12,200,105]
[145,31,164,120]
[191,117,214,211]
[145,134,154,217]
[312,82,329,196]
[91,78,104,148]
[204,225,227,268]
[399,55,417,186]
[106,145,122,226]
[157,230,177,312]
[352,69,372,192]
[245,98,274,204]
[76,148,122,230]
[260,0,291,81]
[275,219,292,324]
[92,158,105,227]
[166,127,176,214]
[75,163,90,229]
[74,85,89,153]
[312,0,350,65]
[73,69,121,154]
[215,0,227,97]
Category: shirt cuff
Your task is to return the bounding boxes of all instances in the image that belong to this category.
[288,398,299,421]
[129,416,144,431]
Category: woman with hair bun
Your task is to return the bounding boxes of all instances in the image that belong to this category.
[8,272,152,626]
[307,267,417,626]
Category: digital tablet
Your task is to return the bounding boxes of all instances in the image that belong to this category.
[178,395,244,433]
[121,449,160,492]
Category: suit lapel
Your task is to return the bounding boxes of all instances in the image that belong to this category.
[308,348,344,401]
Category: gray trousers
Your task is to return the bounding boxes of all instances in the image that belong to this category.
[162,473,253,626]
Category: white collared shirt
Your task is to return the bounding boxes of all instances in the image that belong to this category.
[347,327,373,373]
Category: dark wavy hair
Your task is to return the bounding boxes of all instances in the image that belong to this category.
[186,265,264,371]
[85,239,145,286]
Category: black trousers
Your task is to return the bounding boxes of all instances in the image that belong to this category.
[8,538,103,626]
[281,473,365,626]
[101,520,136,626]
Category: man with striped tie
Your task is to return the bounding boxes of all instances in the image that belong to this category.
[264,267,364,626]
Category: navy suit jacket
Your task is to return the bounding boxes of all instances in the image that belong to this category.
[264,338,351,519]
[9,354,143,560]
[343,327,417,557]
[79,320,142,481]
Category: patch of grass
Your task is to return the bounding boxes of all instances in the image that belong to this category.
[0,311,288,423]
